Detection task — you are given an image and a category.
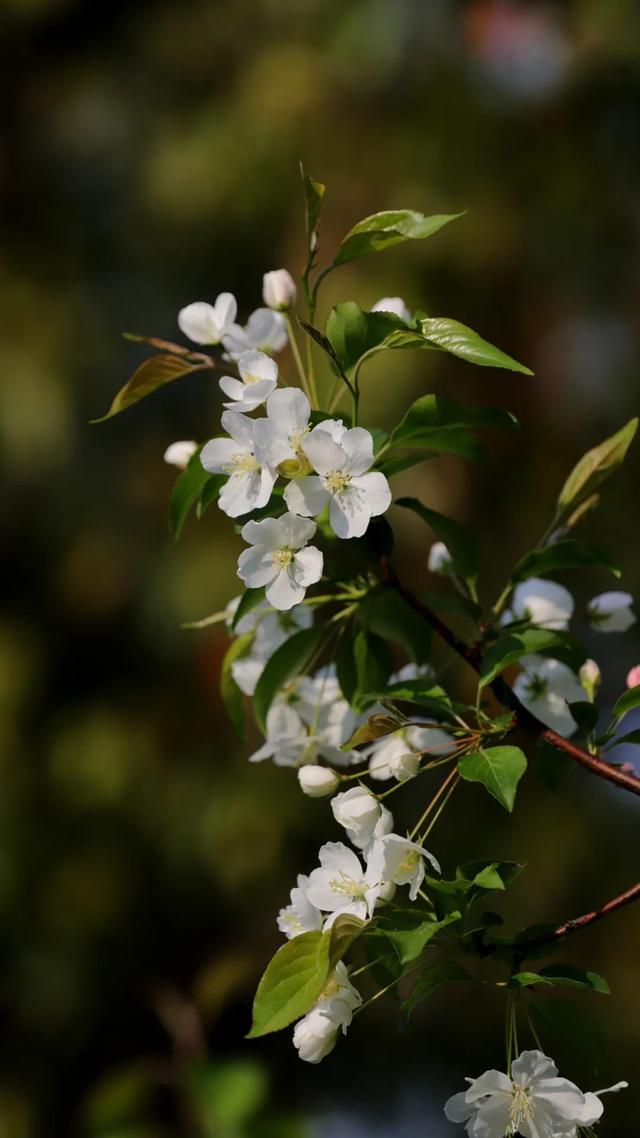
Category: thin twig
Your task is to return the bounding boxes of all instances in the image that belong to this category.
[515,881,640,955]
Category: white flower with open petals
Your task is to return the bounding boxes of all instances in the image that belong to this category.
[375,833,440,900]
[178,293,237,345]
[237,512,323,610]
[371,296,411,323]
[249,703,312,768]
[223,307,288,359]
[219,349,278,412]
[513,655,584,737]
[284,423,391,538]
[200,411,278,519]
[444,1049,627,1137]
[305,841,382,922]
[508,577,575,630]
[292,961,362,1063]
[588,590,636,633]
[251,388,312,471]
[277,874,322,939]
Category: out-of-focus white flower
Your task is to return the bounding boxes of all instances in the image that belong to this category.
[225,599,312,695]
[249,703,314,768]
[237,512,323,611]
[444,1049,627,1137]
[285,422,391,539]
[331,786,382,848]
[277,874,323,939]
[200,411,281,518]
[513,655,585,737]
[627,664,640,689]
[223,307,288,359]
[428,541,453,573]
[163,440,198,470]
[365,724,455,782]
[178,293,237,344]
[298,765,340,797]
[263,269,297,311]
[373,833,440,900]
[305,841,382,921]
[219,349,278,412]
[389,662,435,684]
[294,666,358,759]
[510,577,574,630]
[579,658,601,702]
[588,591,636,633]
[292,961,362,1063]
[370,296,411,323]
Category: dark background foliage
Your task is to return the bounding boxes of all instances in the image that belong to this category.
[2,1,639,1134]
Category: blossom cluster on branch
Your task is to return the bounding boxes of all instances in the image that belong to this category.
[98,167,639,1136]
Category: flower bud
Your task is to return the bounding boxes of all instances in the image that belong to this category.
[579,659,601,701]
[263,269,297,311]
[388,749,421,782]
[331,786,381,846]
[428,541,453,574]
[292,1008,338,1063]
[370,296,411,323]
[163,440,198,470]
[626,664,640,689]
[298,765,340,797]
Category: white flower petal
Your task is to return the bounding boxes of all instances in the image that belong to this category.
[341,427,374,475]
[237,546,276,588]
[293,545,323,586]
[266,568,305,610]
[302,429,347,475]
[353,472,391,517]
[284,476,330,517]
[200,437,238,473]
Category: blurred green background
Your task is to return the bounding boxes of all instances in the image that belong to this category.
[2,0,640,1135]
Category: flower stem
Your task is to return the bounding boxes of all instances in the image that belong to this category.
[284,314,317,408]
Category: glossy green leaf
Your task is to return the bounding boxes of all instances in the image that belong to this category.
[357,587,432,663]
[511,965,609,994]
[479,629,572,689]
[328,914,366,968]
[91,352,214,422]
[381,679,455,719]
[511,539,620,583]
[220,632,254,741]
[325,302,404,371]
[197,473,224,519]
[567,700,598,734]
[384,428,484,462]
[333,210,462,267]
[418,317,533,374]
[458,746,527,812]
[396,498,477,582]
[168,451,219,541]
[253,626,324,733]
[402,960,471,1022]
[231,588,266,632]
[607,728,640,748]
[246,930,331,1038]
[612,685,640,722]
[353,630,393,710]
[556,418,638,516]
[385,910,461,965]
[389,394,518,451]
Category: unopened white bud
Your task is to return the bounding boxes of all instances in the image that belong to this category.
[263,269,297,311]
[297,765,340,797]
[163,440,198,469]
[428,541,453,574]
[579,658,601,701]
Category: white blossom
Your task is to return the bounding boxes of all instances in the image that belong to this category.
[509,577,574,630]
[365,724,455,782]
[238,512,323,611]
[305,841,382,922]
[222,307,288,359]
[444,1049,627,1138]
[513,655,585,737]
[292,961,362,1063]
[163,440,198,470]
[293,666,358,758]
[226,599,312,696]
[277,874,322,939]
[219,349,278,412]
[200,411,280,519]
[284,422,391,539]
[579,658,601,701]
[588,590,636,633]
[373,833,440,900]
[370,296,411,322]
[428,541,453,573]
[249,698,356,769]
[298,765,341,797]
[390,662,435,684]
[251,388,312,472]
[331,786,383,847]
[263,268,297,311]
[178,293,237,345]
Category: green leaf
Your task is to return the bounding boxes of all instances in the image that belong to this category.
[396,498,477,583]
[196,473,224,519]
[357,587,432,664]
[418,317,533,374]
[381,679,455,719]
[168,450,219,541]
[231,588,266,632]
[402,960,471,1022]
[612,685,640,723]
[567,701,598,734]
[458,859,524,894]
[387,428,484,462]
[341,714,404,751]
[418,590,481,621]
[376,452,439,479]
[479,628,572,690]
[607,728,640,748]
[220,632,253,741]
[253,626,324,733]
[91,352,214,422]
[300,161,325,248]
[385,911,461,965]
[246,930,331,1038]
[389,394,518,451]
[511,539,620,584]
[353,630,393,710]
[511,965,609,994]
[458,746,527,812]
[298,319,344,373]
[530,1000,608,1078]
[325,302,404,371]
[556,418,638,517]
[328,913,366,968]
[333,210,462,267]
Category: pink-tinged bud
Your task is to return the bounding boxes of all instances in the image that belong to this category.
[626,665,640,689]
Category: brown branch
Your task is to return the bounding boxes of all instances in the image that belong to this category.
[382,560,640,797]
[516,881,640,955]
